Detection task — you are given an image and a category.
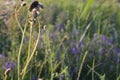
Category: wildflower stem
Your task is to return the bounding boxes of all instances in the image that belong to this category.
[3,75,7,80]
[17,20,27,80]
[21,22,33,79]
[92,58,95,80]
[79,23,91,44]
[22,20,41,79]
[50,57,53,80]
[27,22,33,62]
[15,2,24,34]
[77,51,88,80]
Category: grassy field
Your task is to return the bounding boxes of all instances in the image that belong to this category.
[0,0,120,80]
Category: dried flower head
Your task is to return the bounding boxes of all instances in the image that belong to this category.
[21,1,27,7]
[29,0,44,12]
[29,0,39,11]
[28,0,44,23]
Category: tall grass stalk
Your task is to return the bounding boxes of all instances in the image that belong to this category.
[117,74,120,80]
[79,23,91,43]
[92,58,95,80]
[77,22,91,80]
[77,51,88,80]
[80,0,94,20]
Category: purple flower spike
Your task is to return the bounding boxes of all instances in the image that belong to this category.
[5,61,16,70]
[11,62,16,69]
[6,62,11,69]
[100,35,106,41]
[72,47,78,54]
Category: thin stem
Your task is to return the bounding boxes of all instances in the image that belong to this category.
[77,51,88,80]
[15,13,24,34]
[27,22,33,62]
[50,57,53,80]
[17,19,28,80]
[21,22,33,79]
[15,2,24,34]
[79,23,91,44]
[92,58,95,80]
[3,75,7,80]
[22,20,41,79]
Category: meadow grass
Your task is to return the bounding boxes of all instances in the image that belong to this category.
[0,0,120,80]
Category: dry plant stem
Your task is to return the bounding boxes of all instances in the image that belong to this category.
[22,20,41,80]
[77,51,88,80]
[21,22,33,75]
[17,19,28,80]
[15,13,24,34]
[15,2,24,34]
[27,22,33,61]
[21,22,33,79]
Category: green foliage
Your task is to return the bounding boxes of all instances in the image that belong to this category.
[0,0,120,80]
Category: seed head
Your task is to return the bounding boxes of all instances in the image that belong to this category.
[21,1,27,7]
[28,0,44,23]
[29,0,44,12]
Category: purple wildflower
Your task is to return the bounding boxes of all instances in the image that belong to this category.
[60,74,65,80]
[72,67,77,76]
[41,28,45,35]
[6,62,11,69]
[108,38,113,45]
[11,62,16,69]
[72,43,79,54]
[100,35,107,41]
[5,61,16,70]
[31,77,36,80]
[112,47,120,62]
[79,42,84,49]
[72,47,78,54]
